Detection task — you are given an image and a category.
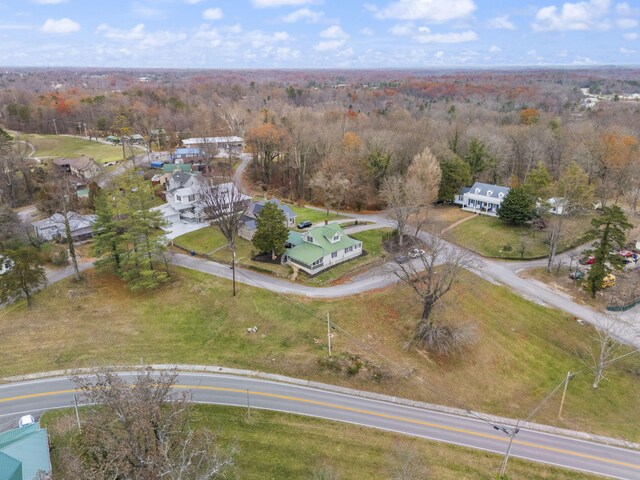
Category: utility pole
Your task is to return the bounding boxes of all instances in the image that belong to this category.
[83,122,88,138]
[499,420,520,478]
[558,371,573,418]
[327,312,332,357]
[73,394,81,432]
[52,118,58,135]
[232,249,237,297]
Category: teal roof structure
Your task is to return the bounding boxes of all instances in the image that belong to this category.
[287,223,360,265]
[0,423,51,480]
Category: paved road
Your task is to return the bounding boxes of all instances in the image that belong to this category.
[0,372,638,479]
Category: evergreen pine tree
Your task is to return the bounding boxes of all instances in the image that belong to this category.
[252,202,289,260]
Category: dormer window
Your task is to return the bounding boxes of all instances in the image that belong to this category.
[332,234,340,242]
[487,190,493,197]
[475,188,481,194]
[307,235,314,243]
[498,192,504,199]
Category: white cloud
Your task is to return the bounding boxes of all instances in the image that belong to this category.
[623,32,638,39]
[319,25,349,39]
[40,18,80,34]
[97,23,146,41]
[184,0,204,3]
[616,18,638,28]
[389,23,414,36]
[620,47,636,53]
[615,2,632,15]
[434,50,444,58]
[96,23,186,48]
[360,27,374,35]
[32,0,68,4]
[489,44,501,52]
[203,8,224,20]
[532,0,611,31]
[557,49,569,56]
[131,4,166,20]
[282,8,323,23]
[314,39,346,51]
[371,0,476,23]
[413,28,477,43]
[252,0,315,7]
[488,15,516,30]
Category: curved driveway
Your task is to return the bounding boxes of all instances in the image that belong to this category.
[0,372,638,479]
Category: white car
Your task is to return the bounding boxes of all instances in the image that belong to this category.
[18,414,35,427]
[408,248,425,259]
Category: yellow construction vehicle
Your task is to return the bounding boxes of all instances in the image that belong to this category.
[602,274,616,288]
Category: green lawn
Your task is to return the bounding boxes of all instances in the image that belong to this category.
[172,226,227,255]
[13,133,124,163]
[288,204,346,224]
[444,214,592,259]
[300,227,392,286]
[2,267,639,441]
[44,405,600,480]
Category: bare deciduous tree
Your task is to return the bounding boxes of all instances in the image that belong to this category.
[381,175,421,247]
[63,369,237,480]
[394,236,476,355]
[386,442,430,480]
[581,315,639,389]
[198,179,249,250]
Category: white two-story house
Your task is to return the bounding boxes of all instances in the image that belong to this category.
[454,182,510,217]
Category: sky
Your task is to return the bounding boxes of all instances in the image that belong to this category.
[0,0,638,68]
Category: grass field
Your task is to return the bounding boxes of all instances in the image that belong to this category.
[2,267,639,441]
[13,133,124,163]
[288,204,346,224]
[444,214,592,259]
[43,405,600,480]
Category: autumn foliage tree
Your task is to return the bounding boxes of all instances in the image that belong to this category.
[246,121,287,188]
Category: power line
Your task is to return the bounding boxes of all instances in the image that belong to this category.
[234,267,509,431]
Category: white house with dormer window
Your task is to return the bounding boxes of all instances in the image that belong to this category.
[284,223,362,275]
[454,182,510,217]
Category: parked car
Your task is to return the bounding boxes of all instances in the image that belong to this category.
[18,415,35,428]
[408,248,425,258]
[569,270,584,280]
[394,254,409,264]
[297,220,312,229]
[579,256,596,265]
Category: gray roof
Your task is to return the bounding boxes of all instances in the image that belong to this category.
[171,171,193,187]
[241,214,257,230]
[31,212,97,241]
[466,182,510,198]
[251,199,296,219]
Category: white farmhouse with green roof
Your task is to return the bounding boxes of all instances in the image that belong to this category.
[284,223,362,275]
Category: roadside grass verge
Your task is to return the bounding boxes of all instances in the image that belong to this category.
[2,267,639,441]
[444,214,593,259]
[43,405,599,480]
[13,133,123,163]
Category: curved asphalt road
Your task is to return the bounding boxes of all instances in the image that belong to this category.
[0,372,638,479]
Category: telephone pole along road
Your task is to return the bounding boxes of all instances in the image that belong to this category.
[0,372,638,479]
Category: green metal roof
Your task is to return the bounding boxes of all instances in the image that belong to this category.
[286,231,304,246]
[0,423,51,480]
[286,223,360,265]
[162,163,193,173]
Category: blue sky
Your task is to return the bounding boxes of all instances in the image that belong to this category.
[0,0,638,68]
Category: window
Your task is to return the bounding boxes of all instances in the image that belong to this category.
[333,234,340,242]
[312,258,323,268]
[345,246,353,254]
[475,188,481,194]
[498,192,504,199]
[307,235,314,243]
[331,251,338,258]
[176,195,182,202]
[487,190,493,197]
[188,195,195,202]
